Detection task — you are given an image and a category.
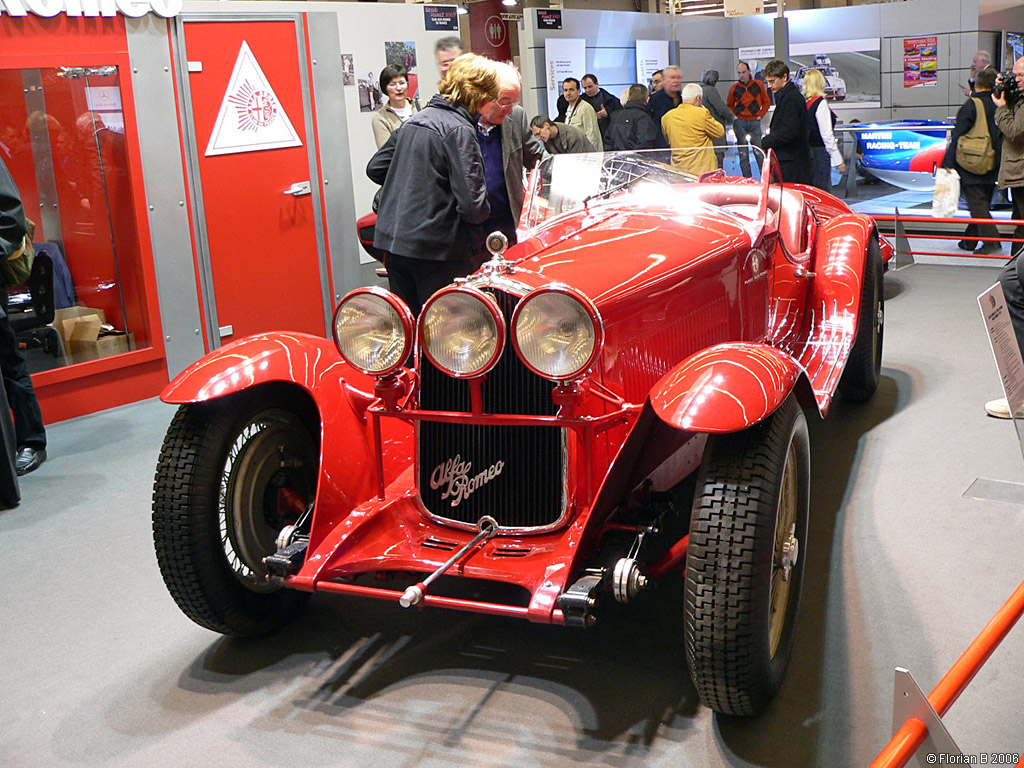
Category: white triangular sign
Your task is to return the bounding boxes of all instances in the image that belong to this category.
[205,41,303,157]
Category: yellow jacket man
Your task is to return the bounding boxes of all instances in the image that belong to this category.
[661,83,725,175]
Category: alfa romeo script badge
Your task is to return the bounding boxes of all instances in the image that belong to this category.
[430,454,504,507]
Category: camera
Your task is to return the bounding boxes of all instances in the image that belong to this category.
[994,69,1020,103]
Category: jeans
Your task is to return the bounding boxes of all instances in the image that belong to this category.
[733,118,763,178]
[810,146,832,191]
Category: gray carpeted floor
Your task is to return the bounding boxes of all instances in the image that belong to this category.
[3,262,1022,768]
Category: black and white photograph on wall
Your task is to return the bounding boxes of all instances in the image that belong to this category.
[385,41,419,99]
[740,38,881,107]
[358,70,381,113]
[341,53,355,86]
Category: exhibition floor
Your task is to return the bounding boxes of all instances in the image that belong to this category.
[3,262,1024,768]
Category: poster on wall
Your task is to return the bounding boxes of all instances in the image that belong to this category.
[358,67,382,113]
[635,40,668,93]
[341,54,355,86]
[1003,32,1024,71]
[544,38,586,117]
[537,9,562,30]
[423,5,459,31]
[385,41,419,100]
[206,41,303,157]
[739,37,881,106]
[903,36,937,88]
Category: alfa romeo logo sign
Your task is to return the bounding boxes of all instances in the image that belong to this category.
[484,15,506,48]
[228,81,278,132]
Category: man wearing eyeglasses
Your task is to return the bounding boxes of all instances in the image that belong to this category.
[760,59,812,184]
[476,62,549,245]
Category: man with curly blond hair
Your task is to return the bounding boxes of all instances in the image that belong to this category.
[368,54,501,316]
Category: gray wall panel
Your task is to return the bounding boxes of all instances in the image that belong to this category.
[307,13,361,304]
[126,16,206,380]
[523,7,678,115]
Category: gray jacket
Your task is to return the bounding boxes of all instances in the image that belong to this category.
[501,105,549,221]
[368,95,490,261]
[701,71,732,150]
[996,98,1024,188]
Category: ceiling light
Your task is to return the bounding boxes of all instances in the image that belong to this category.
[501,0,517,5]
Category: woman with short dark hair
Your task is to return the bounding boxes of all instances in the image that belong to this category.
[371,64,421,149]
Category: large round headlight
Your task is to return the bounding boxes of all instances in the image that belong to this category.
[512,286,603,381]
[420,287,505,378]
[333,288,413,376]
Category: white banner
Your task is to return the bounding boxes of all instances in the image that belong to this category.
[724,0,762,18]
[635,40,668,93]
[544,38,586,119]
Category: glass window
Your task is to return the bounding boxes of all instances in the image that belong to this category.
[0,64,150,371]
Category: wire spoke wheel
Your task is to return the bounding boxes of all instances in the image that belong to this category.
[219,414,315,592]
[152,387,317,637]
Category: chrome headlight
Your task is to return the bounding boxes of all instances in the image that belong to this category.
[333,288,413,376]
[512,286,603,381]
[420,286,505,378]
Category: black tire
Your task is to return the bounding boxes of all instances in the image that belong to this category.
[684,394,810,716]
[838,236,884,402]
[152,389,317,637]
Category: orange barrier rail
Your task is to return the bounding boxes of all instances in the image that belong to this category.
[872,211,1024,261]
[868,576,1024,768]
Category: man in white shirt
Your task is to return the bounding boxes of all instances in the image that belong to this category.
[562,78,601,150]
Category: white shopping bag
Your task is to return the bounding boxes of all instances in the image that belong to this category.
[931,167,960,219]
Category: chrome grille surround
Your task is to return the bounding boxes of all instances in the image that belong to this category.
[415,282,570,534]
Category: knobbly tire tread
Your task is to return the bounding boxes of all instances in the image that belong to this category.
[684,395,809,716]
[152,390,311,637]
[838,236,883,402]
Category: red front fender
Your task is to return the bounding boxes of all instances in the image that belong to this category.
[160,333,409,552]
[649,342,816,433]
[161,331,375,405]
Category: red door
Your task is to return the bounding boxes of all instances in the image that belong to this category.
[180,19,328,344]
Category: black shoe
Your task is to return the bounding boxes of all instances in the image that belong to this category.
[958,240,978,251]
[977,242,1003,255]
[15,445,46,476]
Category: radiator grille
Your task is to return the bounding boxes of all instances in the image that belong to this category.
[417,289,564,530]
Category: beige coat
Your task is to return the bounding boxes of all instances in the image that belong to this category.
[371,98,421,149]
[995,98,1024,188]
[565,99,601,151]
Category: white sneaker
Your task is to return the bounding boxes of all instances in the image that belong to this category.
[986,397,1011,418]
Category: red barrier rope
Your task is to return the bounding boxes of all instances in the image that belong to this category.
[868,577,1024,768]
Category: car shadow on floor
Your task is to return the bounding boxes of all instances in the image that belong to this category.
[176,372,906,764]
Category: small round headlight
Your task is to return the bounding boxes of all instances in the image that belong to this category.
[512,286,603,381]
[420,287,505,378]
[333,288,413,376]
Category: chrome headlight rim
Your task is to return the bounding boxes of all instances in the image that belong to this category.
[419,285,507,379]
[510,284,604,382]
[332,287,414,377]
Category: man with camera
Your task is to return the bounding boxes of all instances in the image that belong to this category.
[994,58,1024,255]
[986,58,1024,417]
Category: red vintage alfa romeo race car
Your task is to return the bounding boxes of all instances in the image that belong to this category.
[153,147,891,717]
